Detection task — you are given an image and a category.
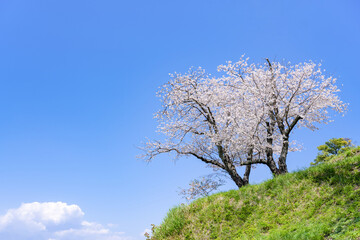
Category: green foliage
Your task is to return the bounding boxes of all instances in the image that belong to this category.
[311,138,353,166]
[149,147,360,239]
[149,205,187,239]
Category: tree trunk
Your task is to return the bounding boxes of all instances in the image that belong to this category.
[265,141,282,176]
[266,159,281,176]
[278,136,289,174]
[224,160,246,188]
[243,164,251,185]
[217,144,246,188]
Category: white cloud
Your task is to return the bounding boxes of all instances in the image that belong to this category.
[54,221,126,240]
[0,202,131,240]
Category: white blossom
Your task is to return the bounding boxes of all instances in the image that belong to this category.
[140,56,346,186]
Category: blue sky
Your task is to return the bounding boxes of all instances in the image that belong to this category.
[0,0,359,239]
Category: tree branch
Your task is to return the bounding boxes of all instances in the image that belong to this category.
[153,146,226,169]
[286,115,303,135]
[240,158,268,165]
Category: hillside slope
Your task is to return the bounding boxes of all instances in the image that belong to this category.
[150,148,360,240]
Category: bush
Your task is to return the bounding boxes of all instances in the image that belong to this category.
[311,138,353,166]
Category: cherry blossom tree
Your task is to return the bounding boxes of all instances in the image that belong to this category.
[141,56,346,188]
[218,57,347,175]
[141,68,253,188]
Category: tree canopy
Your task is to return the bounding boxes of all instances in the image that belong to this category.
[141,56,346,188]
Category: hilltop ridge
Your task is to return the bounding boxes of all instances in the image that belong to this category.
[149,147,360,240]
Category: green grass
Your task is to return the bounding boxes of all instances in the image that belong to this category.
[150,147,360,239]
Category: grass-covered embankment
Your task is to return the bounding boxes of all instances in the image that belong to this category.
[150,147,360,239]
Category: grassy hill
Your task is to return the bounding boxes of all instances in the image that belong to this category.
[149,147,360,240]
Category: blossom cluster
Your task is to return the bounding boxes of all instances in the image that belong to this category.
[141,56,346,183]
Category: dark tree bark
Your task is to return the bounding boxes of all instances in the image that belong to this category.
[243,165,251,185]
[278,136,289,173]
[217,144,249,188]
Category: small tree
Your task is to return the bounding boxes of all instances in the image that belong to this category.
[178,175,225,201]
[311,138,353,165]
